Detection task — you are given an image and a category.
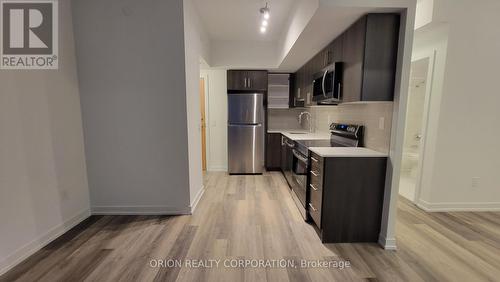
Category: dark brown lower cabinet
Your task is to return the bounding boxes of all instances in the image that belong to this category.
[265,133,282,171]
[308,152,387,243]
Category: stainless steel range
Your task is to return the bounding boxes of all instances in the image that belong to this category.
[288,123,364,219]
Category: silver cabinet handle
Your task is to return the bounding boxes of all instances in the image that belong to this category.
[311,156,319,163]
[309,203,317,212]
[244,78,248,88]
[310,184,318,191]
[285,141,295,148]
[311,170,319,177]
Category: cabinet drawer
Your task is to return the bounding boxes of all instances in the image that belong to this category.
[308,182,322,227]
[309,169,323,189]
[310,153,323,171]
[308,201,322,228]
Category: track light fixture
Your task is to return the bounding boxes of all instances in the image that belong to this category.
[259,2,270,33]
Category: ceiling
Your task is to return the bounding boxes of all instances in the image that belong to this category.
[193,0,400,71]
[193,0,297,42]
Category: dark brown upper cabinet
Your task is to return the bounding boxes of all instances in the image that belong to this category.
[292,13,399,104]
[342,14,400,102]
[227,70,268,92]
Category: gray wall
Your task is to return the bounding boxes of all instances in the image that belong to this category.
[72,0,191,213]
[0,0,90,274]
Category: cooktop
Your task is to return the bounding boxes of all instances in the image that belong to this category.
[295,139,347,156]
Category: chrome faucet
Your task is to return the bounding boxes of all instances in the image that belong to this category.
[298,111,313,133]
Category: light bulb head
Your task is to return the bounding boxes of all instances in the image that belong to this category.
[262,20,268,27]
[260,26,266,33]
[260,3,270,19]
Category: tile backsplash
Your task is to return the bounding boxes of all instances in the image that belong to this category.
[267,103,393,153]
[268,108,309,130]
[310,102,394,153]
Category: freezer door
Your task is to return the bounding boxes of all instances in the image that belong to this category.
[228,124,264,174]
[228,93,264,124]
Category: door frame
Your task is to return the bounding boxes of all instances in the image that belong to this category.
[409,50,436,204]
[199,76,208,171]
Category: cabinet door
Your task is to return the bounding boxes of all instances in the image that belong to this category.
[265,133,282,170]
[227,70,246,91]
[280,136,287,172]
[246,70,268,91]
[310,52,323,75]
[361,14,399,101]
[342,16,366,102]
[295,67,304,102]
[304,61,313,105]
[331,35,343,63]
[324,46,333,67]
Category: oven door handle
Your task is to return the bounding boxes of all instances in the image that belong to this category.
[292,149,308,163]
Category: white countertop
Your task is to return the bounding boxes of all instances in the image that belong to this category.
[267,129,331,141]
[309,147,388,158]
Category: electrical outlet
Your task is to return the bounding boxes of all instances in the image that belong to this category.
[471,177,480,188]
[378,117,385,130]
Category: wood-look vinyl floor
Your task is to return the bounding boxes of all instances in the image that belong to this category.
[1,172,499,281]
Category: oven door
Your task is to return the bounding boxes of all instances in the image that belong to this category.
[291,149,308,206]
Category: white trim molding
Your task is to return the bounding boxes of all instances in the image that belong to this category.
[190,185,205,214]
[91,205,191,215]
[416,199,500,212]
[0,208,91,276]
[378,234,397,250]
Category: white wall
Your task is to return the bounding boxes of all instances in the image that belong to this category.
[200,69,228,171]
[72,0,191,214]
[183,0,210,210]
[414,0,433,29]
[210,40,279,69]
[414,0,500,211]
[0,0,90,274]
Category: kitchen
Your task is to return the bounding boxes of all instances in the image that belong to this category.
[224,13,399,244]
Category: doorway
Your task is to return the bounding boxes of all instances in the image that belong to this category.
[399,56,433,202]
[200,78,207,171]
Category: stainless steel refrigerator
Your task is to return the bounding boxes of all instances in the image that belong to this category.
[228,93,265,174]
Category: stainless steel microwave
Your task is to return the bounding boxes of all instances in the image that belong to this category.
[312,62,343,104]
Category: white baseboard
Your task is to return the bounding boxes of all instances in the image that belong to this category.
[91,205,191,215]
[190,185,205,214]
[417,199,500,212]
[207,165,227,172]
[0,208,91,276]
[378,234,397,250]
